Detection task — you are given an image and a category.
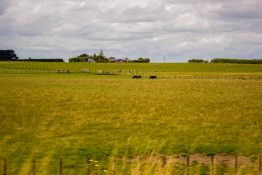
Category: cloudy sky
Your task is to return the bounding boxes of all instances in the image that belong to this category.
[0,0,262,62]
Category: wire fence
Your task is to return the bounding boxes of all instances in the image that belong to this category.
[0,67,262,81]
[1,154,261,175]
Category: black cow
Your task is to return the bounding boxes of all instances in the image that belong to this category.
[149,76,157,79]
[132,75,142,79]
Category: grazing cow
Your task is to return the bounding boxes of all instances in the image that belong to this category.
[149,76,157,79]
[132,75,142,79]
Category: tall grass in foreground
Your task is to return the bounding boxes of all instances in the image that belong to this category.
[1,154,261,175]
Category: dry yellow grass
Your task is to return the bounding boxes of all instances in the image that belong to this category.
[0,62,261,174]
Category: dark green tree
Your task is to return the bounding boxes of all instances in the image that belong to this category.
[99,50,104,57]
[68,50,109,63]
[69,53,89,62]
[0,50,19,60]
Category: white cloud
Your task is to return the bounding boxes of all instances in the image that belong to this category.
[0,0,11,15]
[0,0,262,61]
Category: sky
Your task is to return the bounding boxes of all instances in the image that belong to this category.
[0,0,262,62]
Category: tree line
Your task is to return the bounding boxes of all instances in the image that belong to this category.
[188,59,209,63]
[18,58,64,62]
[128,57,150,63]
[0,50,64,62]
[69,50,150,63]
[188,58,262,64]
[0,49,150,63]
[69,50,108,63]
[211,58,262,64]
[2,50,261,64]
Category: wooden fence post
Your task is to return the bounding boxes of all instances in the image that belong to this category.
[3,159,7,175]
[234,155,238,175]
[162,156,167,167]
[59,158,63,175]
[186,156,190,175]
[258,155,261,175]
[86,158,90,175]
[111,157,116,175]
[112,157,116,175]
[32,158,36,175]
[96,166,99,175]
[211,155,214,175]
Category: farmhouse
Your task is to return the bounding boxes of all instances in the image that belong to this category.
[88,58,95,63]
[109,58,128,63]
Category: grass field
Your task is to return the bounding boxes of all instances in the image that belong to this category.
[0,62,262,174]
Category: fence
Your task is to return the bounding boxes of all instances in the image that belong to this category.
[1,154,261,175]
[0,65,262,80]
[1,69,262,81]
[159,75,262,80]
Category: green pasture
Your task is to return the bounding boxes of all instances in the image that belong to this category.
[0,62,261,174]
[1,62,262,73]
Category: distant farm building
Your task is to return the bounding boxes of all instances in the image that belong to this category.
[109,58,128,63]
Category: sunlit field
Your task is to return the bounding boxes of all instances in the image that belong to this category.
[0,62,261,174]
